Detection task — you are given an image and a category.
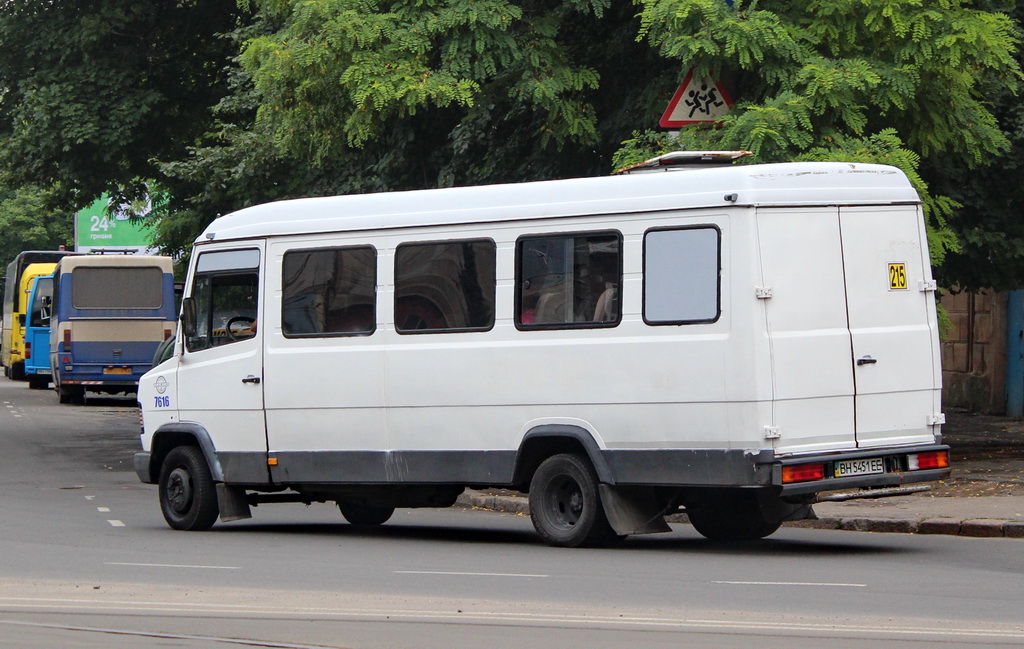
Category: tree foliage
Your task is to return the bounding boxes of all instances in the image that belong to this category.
[0,184,74,297]
[0,0,1022,289]
[0,0,245,210]
[617,0,1021,267]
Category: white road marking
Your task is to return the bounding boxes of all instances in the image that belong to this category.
[394,570,548,578]
[0,621,316,648]
[96,507,110,512]
[106,562,241,570]
[106,520,125,527]
[713,580,866,588]
[84,495,95,500]
[0,599,1021,640]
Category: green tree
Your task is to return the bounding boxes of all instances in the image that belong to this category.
[0,185,74,304]
[151,0,669,254]
[1,0,1020,281]
[614,0,1020,268]
[0,0,246,210]
[924,1,1024,292]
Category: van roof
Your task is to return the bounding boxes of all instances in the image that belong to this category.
[200,161,919,243]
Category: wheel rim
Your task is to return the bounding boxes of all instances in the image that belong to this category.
[165,467,194,515]
[547,475,584,529]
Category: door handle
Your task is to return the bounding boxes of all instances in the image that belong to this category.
[242,375,261,384]
[856,356,877,366]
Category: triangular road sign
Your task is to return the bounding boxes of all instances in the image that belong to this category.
[659,71,733,128]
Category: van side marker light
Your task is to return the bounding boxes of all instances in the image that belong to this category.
[267,458,278,466]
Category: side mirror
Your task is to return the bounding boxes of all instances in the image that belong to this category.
[182,297,197,338]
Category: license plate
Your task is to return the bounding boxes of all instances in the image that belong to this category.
[834,457,884,478]
[103,367,132,375]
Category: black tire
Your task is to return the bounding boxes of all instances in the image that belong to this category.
[158,446,220,531]
[28,376,48,390]
[686,491,782,542]
[57,384,85,404]
[529,453,617,547]
[10,362,25,381]
[338,504,395,526]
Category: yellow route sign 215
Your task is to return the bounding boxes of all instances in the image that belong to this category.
[889,263,908,290]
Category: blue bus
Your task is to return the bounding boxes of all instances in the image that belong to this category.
[24,273,54,390]
[50,255,177,404]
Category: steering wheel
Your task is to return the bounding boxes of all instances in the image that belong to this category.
[225,316,256,341]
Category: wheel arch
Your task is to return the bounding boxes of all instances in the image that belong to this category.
[149,423,225,483]
[513,425,615,490]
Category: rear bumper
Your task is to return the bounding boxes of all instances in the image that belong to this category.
[776,444,951,495]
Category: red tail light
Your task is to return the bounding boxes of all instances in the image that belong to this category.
[908,451,949,471]
[24,341,30,359]
[782,463,825,484]
[63,329,72,353]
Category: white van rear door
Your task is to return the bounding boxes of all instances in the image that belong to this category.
[757,208,858,454]
[839,205,940,447]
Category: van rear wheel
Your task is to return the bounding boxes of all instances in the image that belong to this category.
[338,504,395,526]
[529,453,617,547]
[159,446,219,531]
[686,491,782,542]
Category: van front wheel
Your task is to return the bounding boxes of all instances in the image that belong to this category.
[529,453,617,547]
[159,446,219,531]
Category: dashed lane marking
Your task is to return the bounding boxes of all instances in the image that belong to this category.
[106,562,241,570]
[394,570,549,578]
[713,581,867,588]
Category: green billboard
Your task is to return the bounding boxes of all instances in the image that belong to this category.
[75,195,158,254]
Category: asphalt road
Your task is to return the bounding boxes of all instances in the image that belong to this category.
[0,379,1022,649]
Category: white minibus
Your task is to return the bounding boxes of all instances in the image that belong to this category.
[136,155,951,546]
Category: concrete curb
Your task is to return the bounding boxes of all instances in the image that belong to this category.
[457,490,1024,539]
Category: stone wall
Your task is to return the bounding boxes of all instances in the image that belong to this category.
[940,291,1008,414]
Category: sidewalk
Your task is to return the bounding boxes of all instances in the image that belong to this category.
[458,410,1024,539]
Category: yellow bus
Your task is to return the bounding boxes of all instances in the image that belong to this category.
[2,251,71,380]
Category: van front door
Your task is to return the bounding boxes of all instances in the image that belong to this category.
[177,245,267,482]
[839,206,940,447]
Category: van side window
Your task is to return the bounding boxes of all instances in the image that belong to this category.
[187,249,260,351]
[643,226,721,324]
[516,231,621,329]
[282,246,376,337]
[394,239,495,333]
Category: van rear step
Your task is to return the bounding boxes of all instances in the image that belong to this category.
[815,485,932,502]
